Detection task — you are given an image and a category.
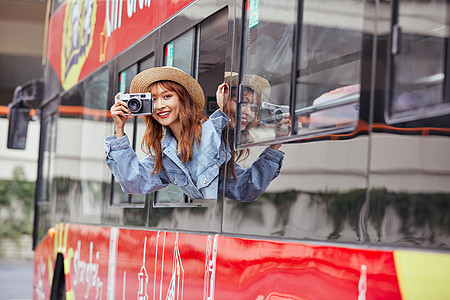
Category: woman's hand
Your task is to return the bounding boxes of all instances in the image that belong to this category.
[110,93,130,138]
[216,83,229,111]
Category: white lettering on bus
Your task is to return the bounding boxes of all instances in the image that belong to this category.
[106,0,123,37]
[127,0,152,18]
[73,240,104,299]
[106,0,152,37]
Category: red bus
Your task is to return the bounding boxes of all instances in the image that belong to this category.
[8,0,450,299]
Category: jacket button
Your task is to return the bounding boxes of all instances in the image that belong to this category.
[203,178,207,184]
[174,179,177,185]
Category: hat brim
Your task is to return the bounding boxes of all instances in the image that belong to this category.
[130,67,205,110]
[224,72,271,102]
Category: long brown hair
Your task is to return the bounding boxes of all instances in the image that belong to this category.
[224,86,260,179]
[141,81,207,174]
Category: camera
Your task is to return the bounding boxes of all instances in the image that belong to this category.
[259,102,289,124]
[118,93,153,116]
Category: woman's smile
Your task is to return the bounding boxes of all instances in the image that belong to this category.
[157,111,171,118]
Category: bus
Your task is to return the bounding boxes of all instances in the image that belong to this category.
[7,0,450,299]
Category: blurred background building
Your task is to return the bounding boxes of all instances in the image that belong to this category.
[0,0,46,258]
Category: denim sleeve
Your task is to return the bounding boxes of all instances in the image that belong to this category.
[220,147,285,202]
[209,109,230,134]
[104,135,169,194]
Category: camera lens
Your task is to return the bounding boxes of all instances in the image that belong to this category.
[274,109,283,123]
[128,98,142,113]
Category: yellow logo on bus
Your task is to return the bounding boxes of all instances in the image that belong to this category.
[61,0,97,90]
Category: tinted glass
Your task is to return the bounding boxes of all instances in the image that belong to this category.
[389,0,449,119]
[164,29,195,75]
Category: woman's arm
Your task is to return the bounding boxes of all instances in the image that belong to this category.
[220,147,284,202]
[105,135,169,194]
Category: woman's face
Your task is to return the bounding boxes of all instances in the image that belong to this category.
[149,82,182,138]
[224,88,257,131]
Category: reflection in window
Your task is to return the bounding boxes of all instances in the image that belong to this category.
[111,57,156,206]
[40,114,57,202]
[390,0,448,117]
[238,0,297,146]
[238,0,363,147]
[296,1,362,135]
[164,29,195,75]
[140,55,155,72]
[84,69,109,118]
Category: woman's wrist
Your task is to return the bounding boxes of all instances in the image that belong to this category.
[115,126,125,138]
[269,143,281,151]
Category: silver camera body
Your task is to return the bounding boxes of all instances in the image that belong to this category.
[118,93,153,116]
[259,102,289,124]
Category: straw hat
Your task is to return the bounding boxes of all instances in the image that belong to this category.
[130,66,205,110]
[224,72,271,102]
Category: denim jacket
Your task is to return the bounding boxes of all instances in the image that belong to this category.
[219,146,284,202]
[105,110,284,201]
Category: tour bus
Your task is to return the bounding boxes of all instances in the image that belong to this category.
[7,0,450,299]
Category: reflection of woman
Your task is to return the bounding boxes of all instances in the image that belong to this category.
[105,67,228,200]
[216,73,286,201]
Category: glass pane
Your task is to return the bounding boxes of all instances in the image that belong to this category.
[84,68,109,116]
[119,65,137,93]
[40,114,57,202]
[164,29,195,75]
[390,0,448,116]
[237,0,296,146]
[112,64,146,205]
[295,0,362,136]
[140,54,155,71]
[130,57,156,205]
[197,8,228,116]
[78,69,110,219]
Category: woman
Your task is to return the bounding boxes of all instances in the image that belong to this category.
[105,66,228,200]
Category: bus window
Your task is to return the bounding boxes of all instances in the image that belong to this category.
[139,54,155,71]
[197,8,228,116]
[154,9,227,208]
[111,63,148,206]
[236,0,363,147]
[388,0,449,120]
[236,0,296,147]
[164,29,195,75]
[79,69,110,219]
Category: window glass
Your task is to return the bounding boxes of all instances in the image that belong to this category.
[237,0,363,147]
[40,114,57,202]
[161,32,195,205]
[84,68,109,116]
[295,0,362,134]
[140,55,155,71]
[112,64,147,205]
[77,69,110,220]
[164,29,195,75]
[237,0,296,146]
[154,10,227,208]
[389,0,449,118]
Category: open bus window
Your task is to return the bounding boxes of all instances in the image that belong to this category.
[388,0,449,120]
[236,0,363,147]
[111,63,146,206]
[152,9,227,207]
